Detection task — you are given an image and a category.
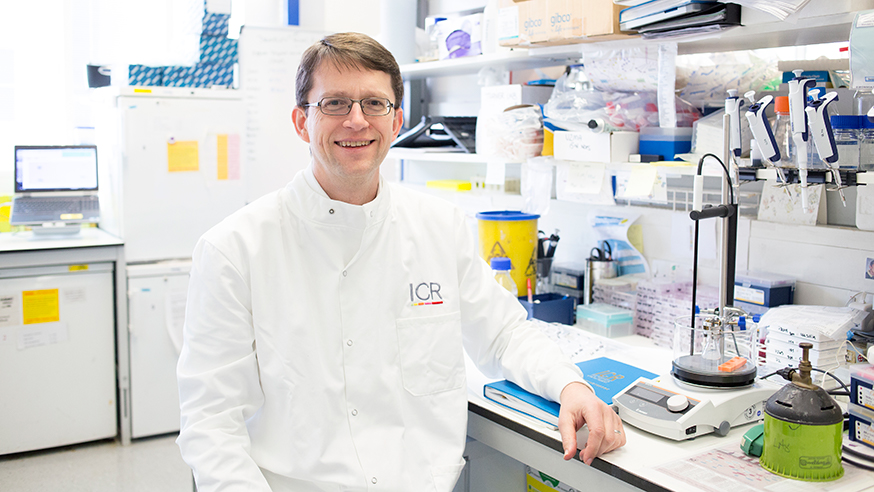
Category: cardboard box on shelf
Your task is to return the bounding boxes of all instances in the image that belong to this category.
[553,130,639,163]
[499,0,633,48]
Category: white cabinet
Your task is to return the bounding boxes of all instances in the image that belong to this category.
[0,263,117,455]
[127,261,191,439]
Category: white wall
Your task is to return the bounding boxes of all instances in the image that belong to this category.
[0,0,385,198]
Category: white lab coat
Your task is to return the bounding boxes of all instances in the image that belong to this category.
[177,166,585,492]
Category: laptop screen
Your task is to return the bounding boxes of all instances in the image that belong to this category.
[14,145,99,193]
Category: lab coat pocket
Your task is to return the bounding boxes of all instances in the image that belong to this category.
[430,460,466,492]
[396,311,465,396]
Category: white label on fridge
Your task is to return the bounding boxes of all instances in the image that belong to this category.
[0,294,17,327]
[17,322,69,350]
[64,287,88,304]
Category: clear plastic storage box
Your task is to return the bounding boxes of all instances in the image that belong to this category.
[576,303,634,338]
[734,271,795,313]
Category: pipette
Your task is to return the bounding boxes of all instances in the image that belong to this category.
[744,90,788,184]
[788,69,816,213]
[725,89,744,161]
[805,89,846,206]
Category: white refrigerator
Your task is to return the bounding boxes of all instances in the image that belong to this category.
[97,87,248,263]
[95,87,248,438]
[126,261,190,439]
[0,263,117,455]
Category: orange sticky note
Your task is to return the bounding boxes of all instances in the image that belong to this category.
[168,140,199,172]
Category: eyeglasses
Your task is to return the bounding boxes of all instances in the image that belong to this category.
[304,97,395,116]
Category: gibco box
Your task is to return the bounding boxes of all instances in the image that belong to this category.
[499,0,631,47]
[498,0,548,45]
[553,130,638,163]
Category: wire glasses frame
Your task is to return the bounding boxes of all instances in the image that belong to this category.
[304,97,395,116]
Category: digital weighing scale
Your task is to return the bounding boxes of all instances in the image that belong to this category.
[614,374,780,441]
[614,310,781,441]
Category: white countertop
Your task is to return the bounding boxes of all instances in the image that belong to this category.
[467,330,874,492]
[0,228,123,253]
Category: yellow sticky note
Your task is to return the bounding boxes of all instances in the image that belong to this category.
[22,289,60,325]
[168,141,199,172]
[217,134,228,180]
[68,265,89,271]
[0,194,11,233]
[628,224,644,255]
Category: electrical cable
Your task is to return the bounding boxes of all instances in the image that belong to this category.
[811,367,852,397]
[696,153,735,205]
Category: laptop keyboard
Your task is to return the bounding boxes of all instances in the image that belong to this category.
[15,198,99,214]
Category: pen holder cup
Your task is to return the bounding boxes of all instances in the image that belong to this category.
[518,293,575,325]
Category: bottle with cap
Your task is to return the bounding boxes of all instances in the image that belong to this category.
[426,17,447,61]
[830,115,861,170]
[490,257,518,295]
[773,96,793,168]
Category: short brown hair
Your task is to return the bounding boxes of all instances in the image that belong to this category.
[295,32,403,109]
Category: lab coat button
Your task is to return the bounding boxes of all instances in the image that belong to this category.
[371,477,377,484]
[347,339,353,346]
[329,208,335,214]
[343,270,347,277]
[351,409,358,416]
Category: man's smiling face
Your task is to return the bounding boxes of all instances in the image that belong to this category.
[292,62,403,196]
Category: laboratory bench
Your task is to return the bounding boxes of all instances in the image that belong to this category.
[464,333,874,492]
[0,228,132,453]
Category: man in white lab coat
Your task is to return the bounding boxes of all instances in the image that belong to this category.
[177,32,625,492]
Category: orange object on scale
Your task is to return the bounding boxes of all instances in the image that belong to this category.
[718,356,747,372]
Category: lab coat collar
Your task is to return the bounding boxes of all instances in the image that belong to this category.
[285,163,392,229]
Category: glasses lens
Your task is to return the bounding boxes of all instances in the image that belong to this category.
[320,97,352,115]
[361,98,390,116]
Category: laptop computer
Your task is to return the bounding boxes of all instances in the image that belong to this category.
[10,145,101,231]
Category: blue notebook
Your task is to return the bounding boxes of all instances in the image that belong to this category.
[483,357,658,427]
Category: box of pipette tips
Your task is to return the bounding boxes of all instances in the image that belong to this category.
[849,403,874,450]
[638,127,692,161]
[734,271,795,308]
[576,303,634,338]
[851,364,874,410]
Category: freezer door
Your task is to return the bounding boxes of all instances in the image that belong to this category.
[128,264,190,438]
[118,95,247,262]
[0,266,117,455]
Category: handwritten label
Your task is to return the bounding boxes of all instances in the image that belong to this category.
[565,162,605,194]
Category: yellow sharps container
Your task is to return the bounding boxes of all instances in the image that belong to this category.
[476,211,540,298]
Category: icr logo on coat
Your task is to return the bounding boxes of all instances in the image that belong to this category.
[409,282,443,306]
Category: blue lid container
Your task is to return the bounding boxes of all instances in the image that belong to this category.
[490,257,512,271]
[475,211,541,221]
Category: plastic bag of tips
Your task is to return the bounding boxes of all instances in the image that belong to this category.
[491,104,544,162]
